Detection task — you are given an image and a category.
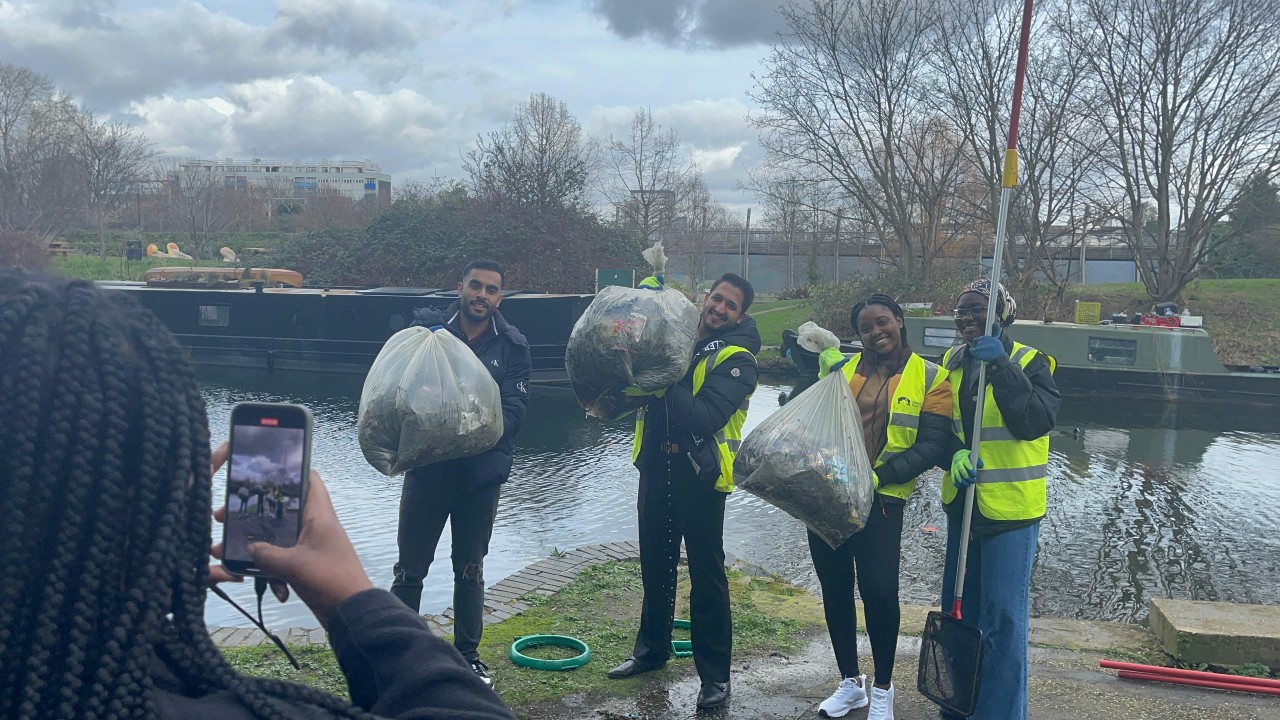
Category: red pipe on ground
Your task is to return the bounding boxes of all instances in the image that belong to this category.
[1100,660,1280,689]
[1116,670,1280,696]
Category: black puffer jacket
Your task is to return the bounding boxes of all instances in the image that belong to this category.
[636,315,762,487]
[408,302,532,485]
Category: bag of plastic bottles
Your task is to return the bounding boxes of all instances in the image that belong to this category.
[733,370,876,549]
[357,326,503,476]
[565,242,700,420]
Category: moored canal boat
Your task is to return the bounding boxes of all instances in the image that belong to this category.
[99,276,592,385]
[902,315,1280,406]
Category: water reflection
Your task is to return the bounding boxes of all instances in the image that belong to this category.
[200,369,1280,628]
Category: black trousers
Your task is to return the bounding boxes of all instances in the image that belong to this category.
[633,452,732,683]
[390,466,501,662]
[807,496,904,686]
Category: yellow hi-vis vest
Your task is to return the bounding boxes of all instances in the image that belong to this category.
[839,352,947,501]
[632,345,755,493]
[940,341,1056,521]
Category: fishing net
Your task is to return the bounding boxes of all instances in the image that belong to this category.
[917,610,984,716]
[357,326,503,476]
[733,370,876,549]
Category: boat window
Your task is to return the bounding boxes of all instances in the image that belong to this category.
[923,327,959,348]
[198,305,230,327]
[1088,337,1136,366]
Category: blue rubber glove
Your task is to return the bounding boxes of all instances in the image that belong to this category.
[951,449,983,489]
[427,324,445,332]
[638,275,663,290]
[971,335,1007,363]
[818,347,848,378]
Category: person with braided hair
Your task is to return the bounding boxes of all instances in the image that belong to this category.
[0,269,516,720]
[940,279,1060,720]
[811,294,953,720]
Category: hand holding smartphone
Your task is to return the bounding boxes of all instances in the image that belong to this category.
[221,402,312,576]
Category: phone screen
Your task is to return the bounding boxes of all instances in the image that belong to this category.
[223,404,310,571]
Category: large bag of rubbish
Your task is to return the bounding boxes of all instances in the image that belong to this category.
[357,326,504,476]
[566,242,700,420]
[733,370,876,549]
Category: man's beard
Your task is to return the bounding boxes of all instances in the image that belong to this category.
[461,301,490,323]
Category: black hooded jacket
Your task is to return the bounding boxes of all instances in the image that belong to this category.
[407,302,532,485]
[635,315,762,486]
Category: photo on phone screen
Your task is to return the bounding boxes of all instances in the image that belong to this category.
[223,403,310,573]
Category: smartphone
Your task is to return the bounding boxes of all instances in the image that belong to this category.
[222,402,313,576]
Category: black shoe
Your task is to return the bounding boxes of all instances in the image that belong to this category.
[470,659,493,686]
[607,657,666,679]
[696,681,730,710]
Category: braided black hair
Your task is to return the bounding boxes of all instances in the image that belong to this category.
[0,270,371,719]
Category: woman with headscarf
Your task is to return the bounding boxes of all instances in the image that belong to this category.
[811,294,953,720]
[939,279,1061,720]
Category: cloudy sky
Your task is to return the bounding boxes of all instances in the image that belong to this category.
[0,0,788,214]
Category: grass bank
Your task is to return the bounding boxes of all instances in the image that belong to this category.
[223,561,824,708]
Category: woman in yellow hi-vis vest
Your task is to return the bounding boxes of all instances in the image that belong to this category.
[813,294,953,720]
[941,280,1060,720]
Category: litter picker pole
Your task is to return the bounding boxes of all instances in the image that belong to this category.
[951,0,1036,620]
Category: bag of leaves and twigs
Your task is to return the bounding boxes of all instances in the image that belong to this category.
[358,326,503,476]
[734,370,876,548]
[566,241,699,420]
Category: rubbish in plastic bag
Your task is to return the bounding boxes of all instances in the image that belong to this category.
[565,241,699,420]
[358,326,504,476]
[566,285,699,420]
[796,321,840,353]
[734,370,876,549]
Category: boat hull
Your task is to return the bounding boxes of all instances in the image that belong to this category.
[102,285,594,384]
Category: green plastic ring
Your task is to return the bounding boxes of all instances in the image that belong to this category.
[510,635,592,671]
[672,618,692,657]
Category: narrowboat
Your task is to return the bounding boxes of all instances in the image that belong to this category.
[901,315,1280,406]
[98,270,593,384]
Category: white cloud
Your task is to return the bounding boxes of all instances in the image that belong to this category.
[692,144,745,172]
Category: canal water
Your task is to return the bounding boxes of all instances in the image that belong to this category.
[200,368,1280,630]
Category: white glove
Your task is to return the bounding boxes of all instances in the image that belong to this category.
[796,321,840,353]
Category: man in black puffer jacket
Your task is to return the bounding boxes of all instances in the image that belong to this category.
[390,260,532,686]
[607,273,760,712]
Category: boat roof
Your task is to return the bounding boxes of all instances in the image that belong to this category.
[141,266,305,288]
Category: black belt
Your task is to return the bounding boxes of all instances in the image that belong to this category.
[661,441,683,455]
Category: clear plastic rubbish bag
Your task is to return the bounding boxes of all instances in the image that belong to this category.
[566,284,699,420]
[734,370,876,549]
[358,326,503,476]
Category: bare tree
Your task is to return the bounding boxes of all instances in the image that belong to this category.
[934,0,1105,300]
[1064,0,1280,301]
[751,0,974,278]
[159,158,263,259]
[602,108,695,241]
[464,92,597,215]
[70,111,155,257]
[294,187,360,232]
[0,64,84,242]
[666,172,732,292]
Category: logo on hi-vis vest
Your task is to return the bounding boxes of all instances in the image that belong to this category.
[896,396,920,408]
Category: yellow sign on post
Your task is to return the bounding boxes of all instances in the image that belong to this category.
[1074,301,1102,325]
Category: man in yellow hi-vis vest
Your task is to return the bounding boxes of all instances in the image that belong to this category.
[607,273,759,712]
[941,279,1060,720]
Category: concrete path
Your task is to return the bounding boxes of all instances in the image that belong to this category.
[520,635,1280,720]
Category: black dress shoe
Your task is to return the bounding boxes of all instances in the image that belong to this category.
[696,681,730,710]
[607,657,666,679]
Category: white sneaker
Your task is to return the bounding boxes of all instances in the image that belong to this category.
[818,674,868,718]
[867,683,895,720]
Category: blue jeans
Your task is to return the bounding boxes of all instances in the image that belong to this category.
[940,519,1039,720]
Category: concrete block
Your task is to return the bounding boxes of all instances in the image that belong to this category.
[1149,598,1280,667]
